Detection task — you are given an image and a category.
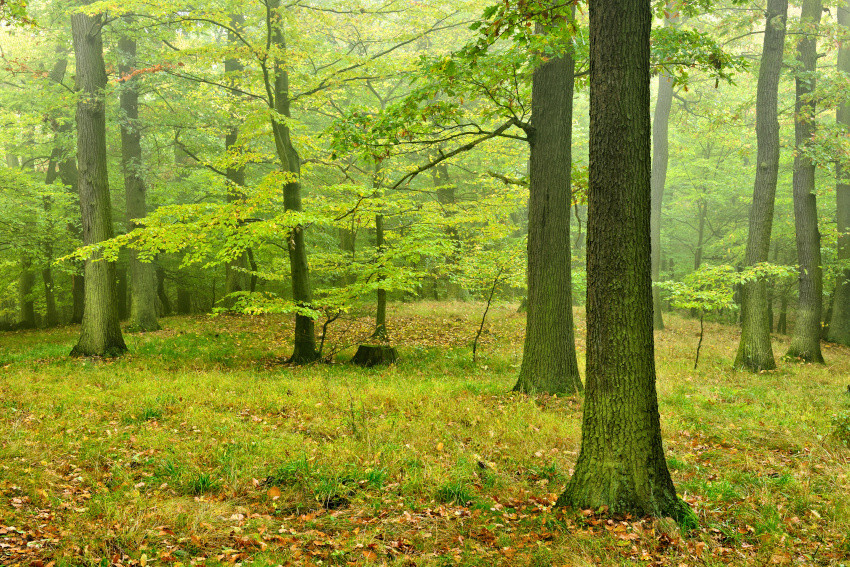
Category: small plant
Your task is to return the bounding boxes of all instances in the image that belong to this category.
[435,479,474,505]
[832,410,850,446]
[265,456,311,488]
[184,471,221,495]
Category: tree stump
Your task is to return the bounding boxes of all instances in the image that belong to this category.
[352,345,398,367]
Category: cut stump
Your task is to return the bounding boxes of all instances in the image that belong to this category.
[352,345,398,367]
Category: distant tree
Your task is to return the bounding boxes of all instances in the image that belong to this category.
[787,0,824,362]
[118,26,160,332]
[734,0,788,371]
[556,0,687,519]
[828,0,850,346]
[650,9,679,331]
[514,2,582,395]
[70,7,127,357]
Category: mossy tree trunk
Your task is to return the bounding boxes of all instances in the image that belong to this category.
[267,0,318,363]
[70,9,127,357]
[119,31,160,332]
[514,6,582,395]
[828,0,850,346]
[557,0,684,519]
[787,0,824,362]
[734,0,787,371]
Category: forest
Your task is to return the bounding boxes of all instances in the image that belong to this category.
[0,0,848,565]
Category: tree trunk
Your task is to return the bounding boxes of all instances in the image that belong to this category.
[650,13,678,331]
[787,0,824,362]
[157,267,172,316]
[72,274,85,324]
[433,161,462,299]
[267,0,318,363]
[733,0,787,371]
[177,287,192,315]
[119,31,160,332]
[40,52,69,329]
[224,13,254,300]
[557,0,685,519]
[116,265,129,321]
[374,213,388,339]
[514,7,582,395]
[70,9,127,357]
[18,256,36,329]
[828,0,850,345]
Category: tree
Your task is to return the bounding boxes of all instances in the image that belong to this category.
[787,0,824,362]
[70,7,127,357]
[733,0,788,371]
[514,3,582,395]
[266,0,318,363]
[556,0,686,519]
[119,26,160,332]
[828,0,850,346]
[650,9,679,331]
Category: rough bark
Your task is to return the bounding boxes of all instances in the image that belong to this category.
[514,9,583,395]
[734,0,788,371]
[787,0,824,362]
[268,0,318,363]
[119,31,160,332]
[828,0,850,345]
[557,0,685,519]
[351,345,397,367]
[70,9,127,356]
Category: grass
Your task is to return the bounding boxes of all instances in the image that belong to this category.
[0,302,848,566]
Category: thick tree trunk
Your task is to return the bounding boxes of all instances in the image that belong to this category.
[268,0,318,363]
[70,10,127,357]
[787,0,824,362]
[72,274,85,324]
[828,0,850,345]
[734,0,787,371]
[558,0,685,519]
[514,9,582,395]
[119,32,160,332]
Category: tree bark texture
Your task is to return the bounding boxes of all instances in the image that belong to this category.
[787,0,824,362]
[557,0,684,519]
[268,0,318,363]
[733,0,787,371]
[828,0,850,345]
[70,11,127,357]
[119,32,160,332]
[514,11,582,395]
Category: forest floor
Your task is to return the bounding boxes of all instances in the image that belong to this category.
[0,302,848,567]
